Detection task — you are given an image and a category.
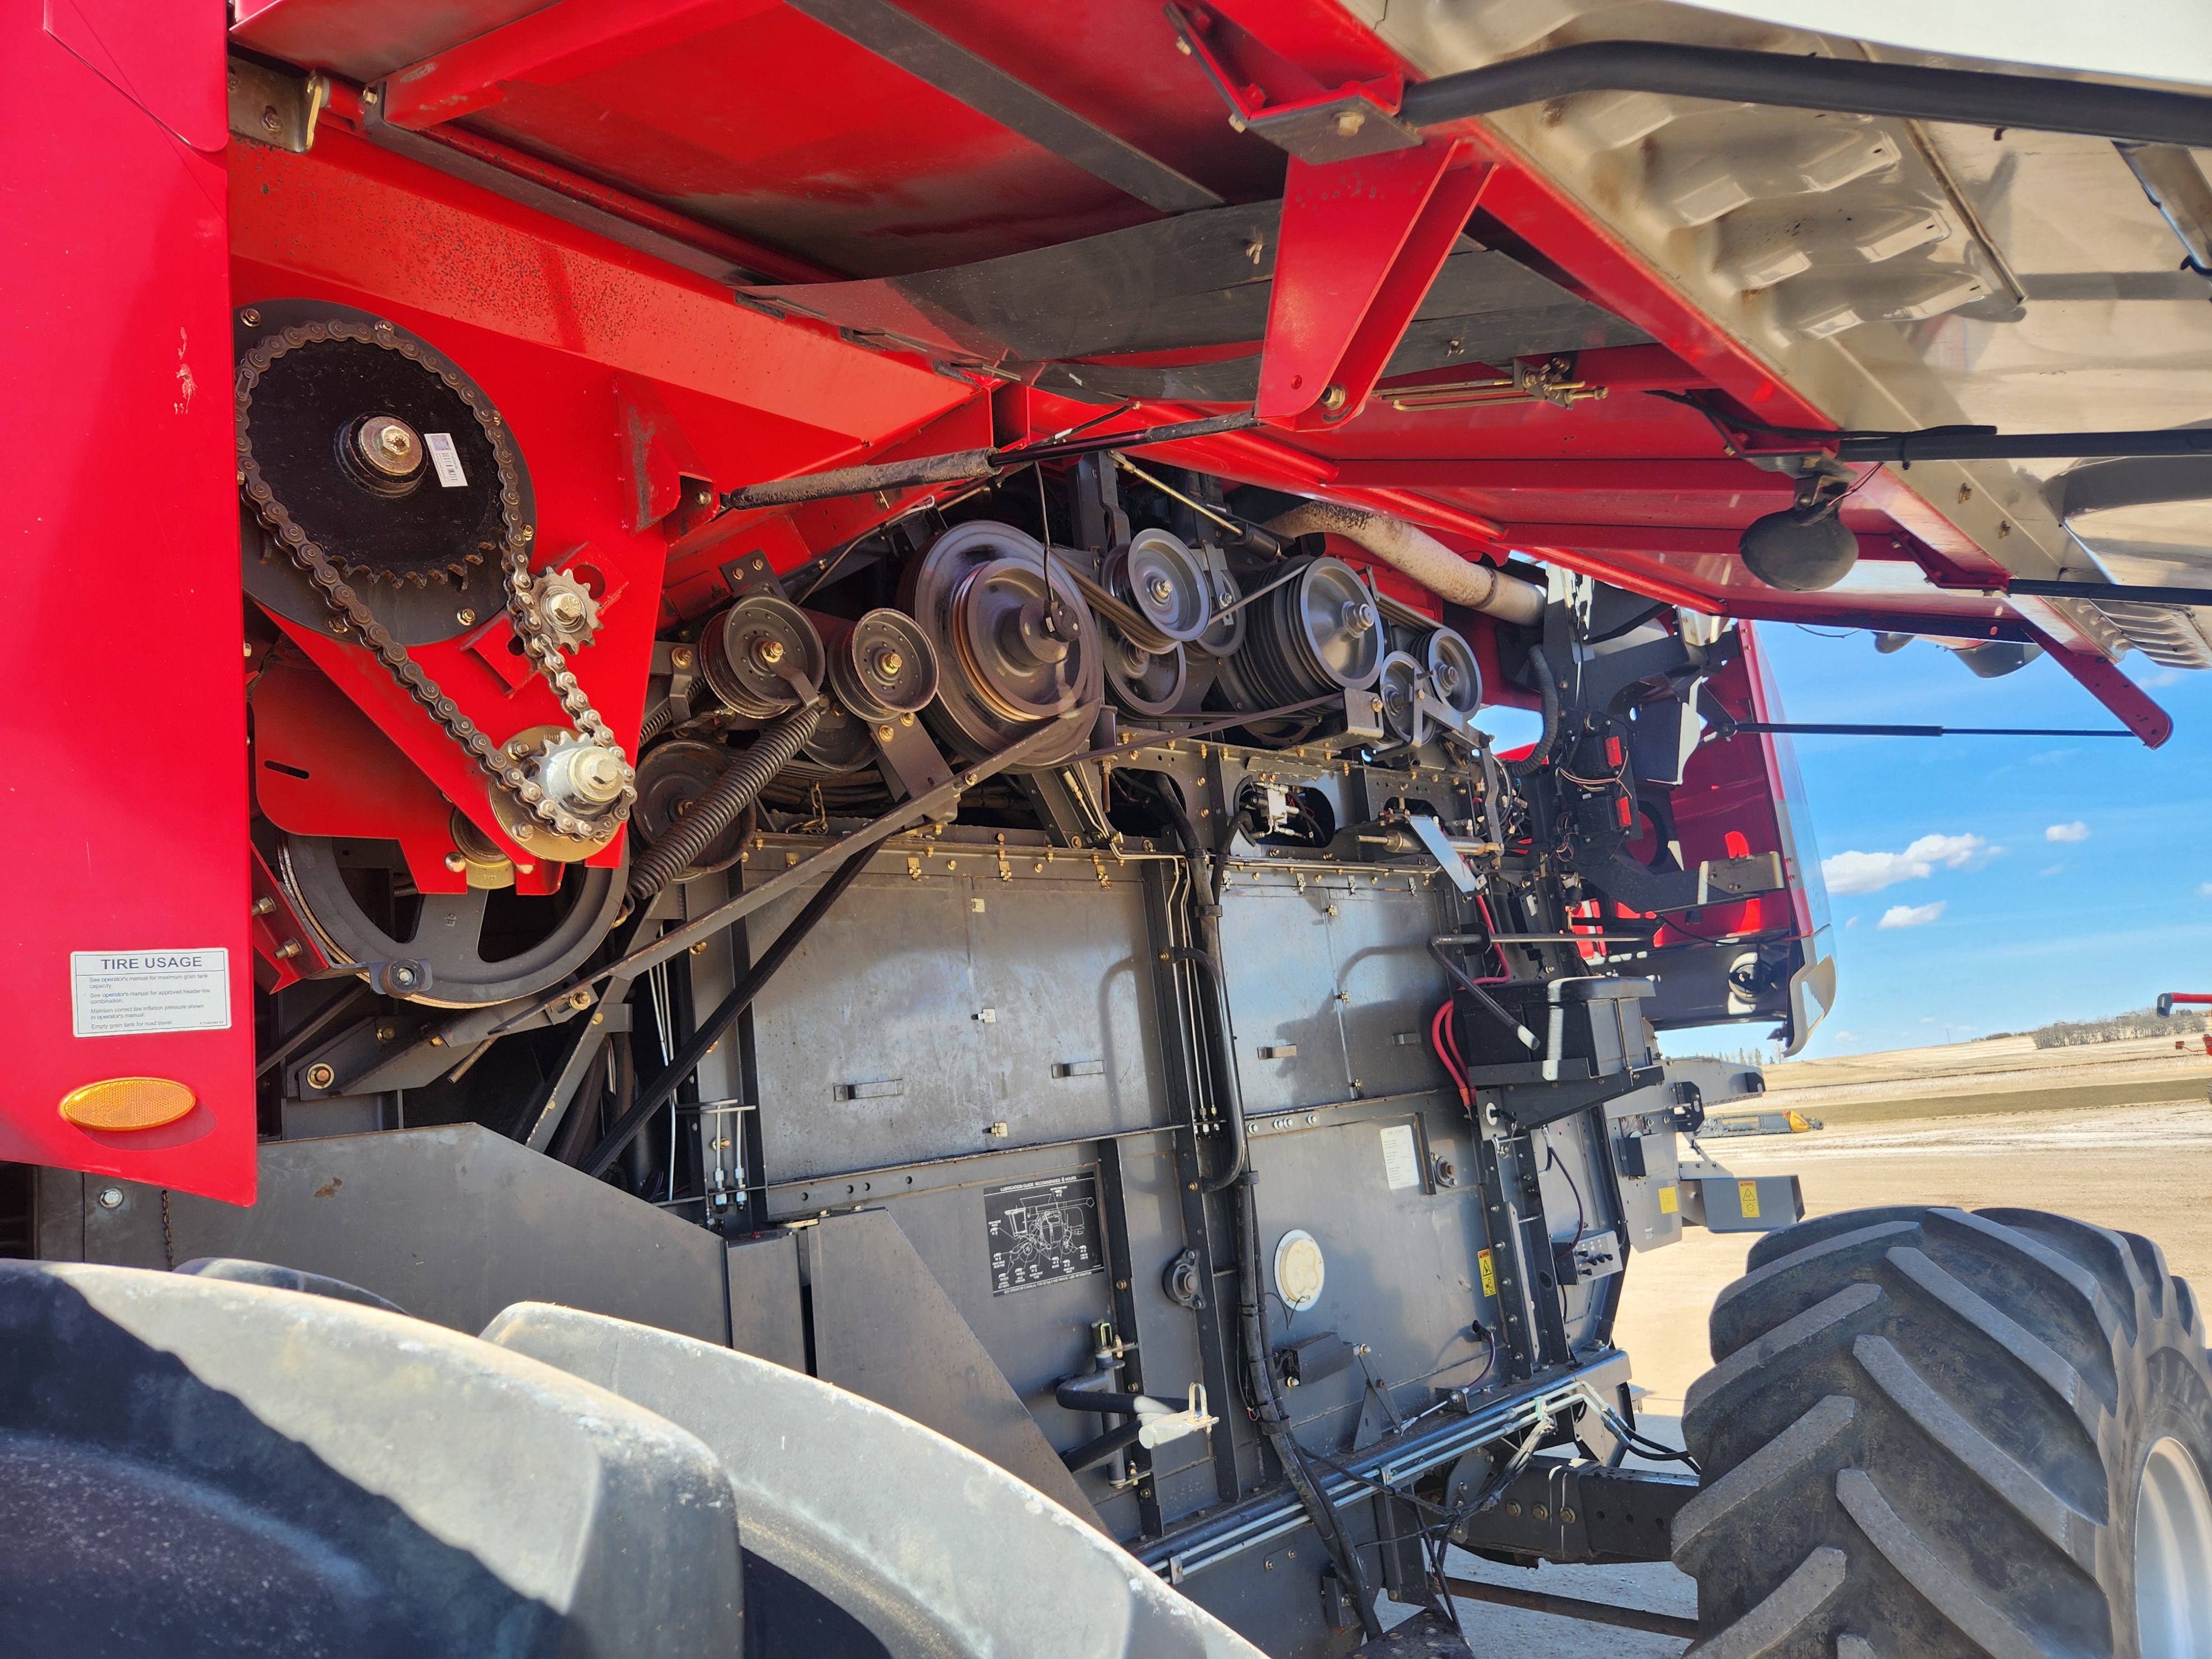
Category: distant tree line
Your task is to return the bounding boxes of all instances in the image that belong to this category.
[2029,1006,2209,1048]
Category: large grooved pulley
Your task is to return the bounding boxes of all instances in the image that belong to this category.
[699,594,825,723]
[901,521,1102,769]
[1423,626,1483,718]
[1108,529,1213,646]
[276,833,623,1008]
[1212,555,1385,719]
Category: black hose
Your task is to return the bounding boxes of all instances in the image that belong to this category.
[1166,947,1250,1193]
[1504,646,1559,779]
[1236,1175,1384,1640]
[547,1036,608,1165]
[1397,40,2212,150]
[581,846,873,1179]
[627,703,822,906]
[1147,777,1249,1193]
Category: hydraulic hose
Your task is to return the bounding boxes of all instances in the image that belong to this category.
[1429,938,1539,1052]
[627,702,821,906]
[1237,1176,1384,1639]
[1149,777,1249,1193]
[580,846,873,1178]
[1264,502,1544,626]
[1504,646,1560,779]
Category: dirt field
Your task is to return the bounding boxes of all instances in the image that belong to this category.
[1618,1031,2212,1416]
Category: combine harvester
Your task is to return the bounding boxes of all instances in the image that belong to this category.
[7,1,2212,1652]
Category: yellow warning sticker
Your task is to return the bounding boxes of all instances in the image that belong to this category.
[1477,1249,1498,1298]
[1739,1180,1761,1218]
[1658,1185,1678,1215]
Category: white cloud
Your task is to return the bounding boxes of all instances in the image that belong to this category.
[1880,901,1947,930]
[2200,883,2212,899]
[1844,915,1859,930]
[2046,821,2090,843]
[2041,864,2064,877]
[1823,834,1991,896]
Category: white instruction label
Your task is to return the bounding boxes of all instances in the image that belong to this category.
[423,431,468,487]
[1379,1123,1421,1191]
[71,950,231,1038]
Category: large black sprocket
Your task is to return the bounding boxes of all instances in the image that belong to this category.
[241,327,509,587]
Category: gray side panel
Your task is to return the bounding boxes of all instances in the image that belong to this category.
[804,1206,1106,1528]
[77,1125,728,1343]
[747,866,1162,1180]
[724,1231,806,1370]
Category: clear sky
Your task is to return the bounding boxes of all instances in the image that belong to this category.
[1474,623,2212,1059]
[1752,624,2212,1058]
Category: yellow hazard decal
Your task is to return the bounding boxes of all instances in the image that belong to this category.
[1658,1185,1678,1215]
[1478,1249,1498,1297]
[1740,1180,1761,1218]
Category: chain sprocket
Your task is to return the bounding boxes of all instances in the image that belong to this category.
[237,312,636,848]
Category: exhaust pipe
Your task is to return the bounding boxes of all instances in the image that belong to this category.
[1265,502,1545,627]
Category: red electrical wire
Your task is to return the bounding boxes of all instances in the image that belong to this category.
[1431,1000,1470,1108]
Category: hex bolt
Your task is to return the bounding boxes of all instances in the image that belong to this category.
[305,1062,337,1090]
[274,939,302,959]
[546,591,586,629]
[95,1186,125,1211]
[239,307,260,326]
[567,988,594,1011]
[389,966,418,990]
[251,895,278,916]
[754,637,786,667]
[670,645,695,670]
[1319,383,1349,413]
[456,608,477,627]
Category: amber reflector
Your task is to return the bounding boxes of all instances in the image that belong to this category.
[59,1077,196,1131]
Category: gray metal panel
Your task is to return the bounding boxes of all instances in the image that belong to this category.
[749,867,1166,1180]
[748,871,984,1177]
[963,873,1164,1139]
[1326,885,1454,1102]
[1213,881,1349,1112]
[75,1125,729,1343]
[725,1231,806,1370]
[804,1207,1105,1528]
[1243,1109,1494,1444]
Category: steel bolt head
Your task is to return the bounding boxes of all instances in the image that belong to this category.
[1319,383,1349,412]
[670,646,695,670]
[456,608,477,627]
[568,988,593,1011]
[754,637,786,667]
[239,307,260,326]
[1147,575,1173,603]
[305,1062,337,1090]
[872,648,903,678]
[546,591,586,629]
[95,1186,124,1211]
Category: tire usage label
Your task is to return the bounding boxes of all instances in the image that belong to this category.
[71,950,230,1037]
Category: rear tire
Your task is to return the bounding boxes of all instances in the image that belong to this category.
[1670,1206,2212,1657]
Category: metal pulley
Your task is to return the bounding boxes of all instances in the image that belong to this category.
[1104,632,1188,718]
[1106,529,1214,646]
[632,740,753,876]
[1212,555,1386,715]
[699,594,825,723]
[819,608,940,721]
[1423,626,1483,719]
[900,520,1102,768]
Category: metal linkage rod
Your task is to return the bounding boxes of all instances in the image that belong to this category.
[2005,577,2212,608]
[718,413,1258,512]
[1836,429,2212,463]
[494,710,1087,1032]
[1727,722,2134,738]
[1399,40,2212,150]
[1439,1576,1699,1640]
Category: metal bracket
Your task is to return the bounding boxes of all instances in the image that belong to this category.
[1258,144,1494,427]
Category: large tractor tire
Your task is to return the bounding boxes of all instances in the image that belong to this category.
[1671,1206,2212,1657]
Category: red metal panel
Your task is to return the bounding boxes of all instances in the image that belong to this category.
[5,0,253,1202]
[1259,147,1491,426]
